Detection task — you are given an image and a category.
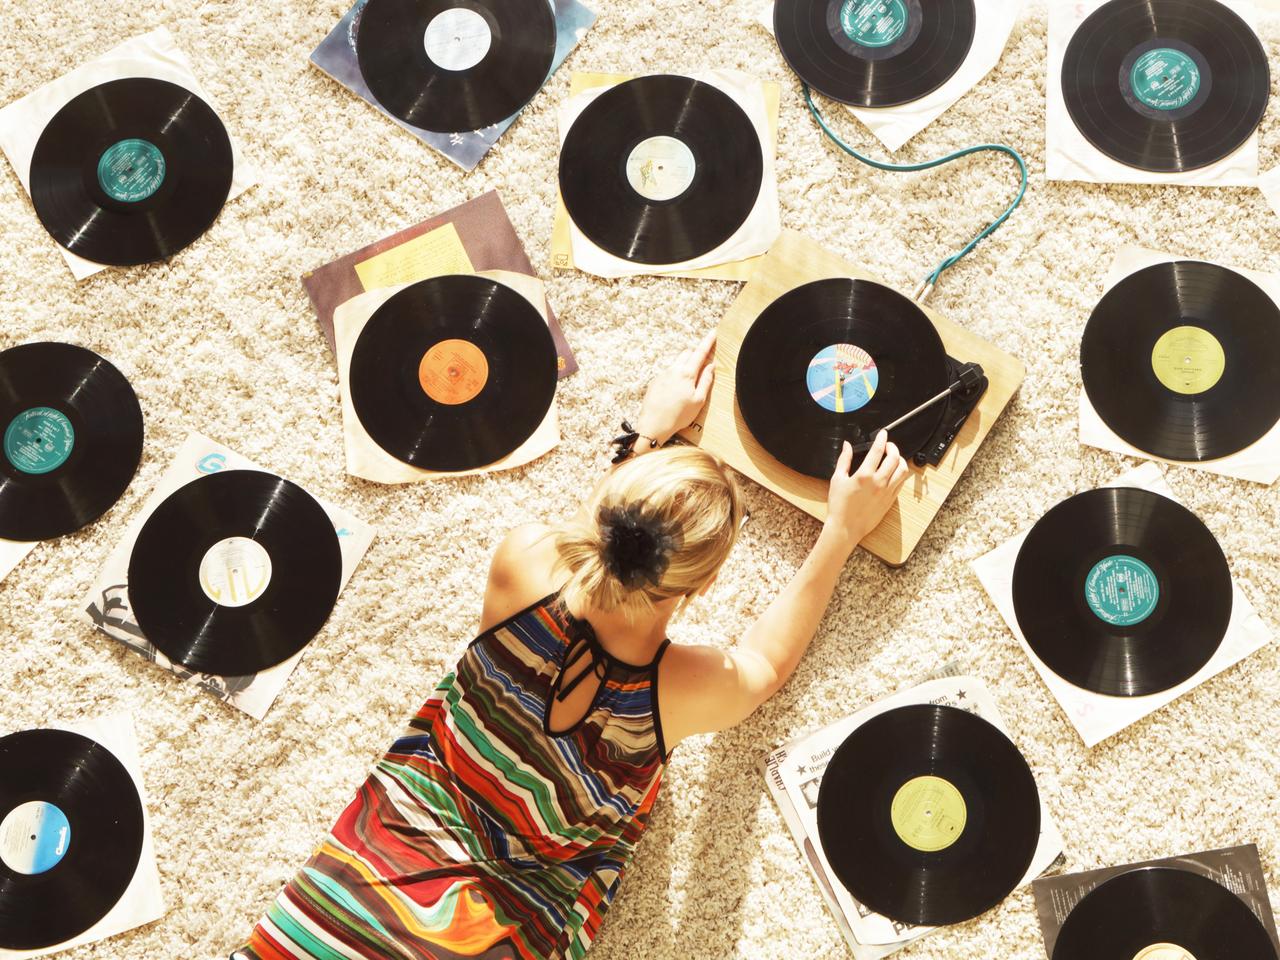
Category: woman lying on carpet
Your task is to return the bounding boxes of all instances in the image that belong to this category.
[233,331,908,960]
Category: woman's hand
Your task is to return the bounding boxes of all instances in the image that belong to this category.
[824,431,910,551]
[634,330,717,445]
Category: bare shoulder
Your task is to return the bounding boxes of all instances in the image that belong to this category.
[480,523,562,630]
[657,641,776,750]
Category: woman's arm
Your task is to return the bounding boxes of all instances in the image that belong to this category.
[660,432,909,747]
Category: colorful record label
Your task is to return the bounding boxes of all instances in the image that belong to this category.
[423,8,492,71]
[1085,554,1160,626]
[890,775,966,852]
[419,339,490,405]
[840,0,909,48]
[199,536,273,608]
[97,138,166,203]
[1130,48,1201,111]
[3,406,74,475]
[0,801,71,875]
[625,136,697,202]
[1151,325,1225,395]
[1132,945,1197,960]
[807,344,878,413]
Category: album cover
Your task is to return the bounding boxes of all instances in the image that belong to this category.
[1079,245,1280,484]
[1032,845,1280,959]
[551,70,781,281]
[310,0,595,172]
[758,0,1020,151]
[79,433,375,720]
[0,28,257,280]
[0,712,163,960]
[1046,0,1263,186]
[763,670,1064,957]
[302,190,576,377]
[334,270,560,483]
[0,540,36,588]
[971,462,1273,747]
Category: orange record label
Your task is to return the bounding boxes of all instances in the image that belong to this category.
[419,339,489,405]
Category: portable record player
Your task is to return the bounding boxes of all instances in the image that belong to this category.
[680,230,1024,566]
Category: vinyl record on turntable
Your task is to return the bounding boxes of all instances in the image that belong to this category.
[127,470,342,678]
[349,274,558,472]
[1081,261,1280,462]
[1013,487,1232,698]
[356,0,556,133]
[29,77,234,266]
[1052,867,1278,960]
[1061,0,1270,172]
[0,342,144,542]
[0,728,145,951]
[558,74,765,265]
[816,704,1041,927]
[735,278,948,479]
[773,0,977,107]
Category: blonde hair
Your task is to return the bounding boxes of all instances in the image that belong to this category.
[554,447,744,621]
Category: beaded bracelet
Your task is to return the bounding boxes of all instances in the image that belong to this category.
[610,420,660,464]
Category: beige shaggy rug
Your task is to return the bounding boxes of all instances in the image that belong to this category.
[2,1,1279,958]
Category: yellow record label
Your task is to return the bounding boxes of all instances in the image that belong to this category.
[1132,944,1197,960]
[419,339,489,405]
[1151,326,1224,395]
[890,775,967,852]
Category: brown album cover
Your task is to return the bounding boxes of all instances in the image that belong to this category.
[302,190,577,378]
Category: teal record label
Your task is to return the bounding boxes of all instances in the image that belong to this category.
[1085,554,1160,626]
[1130,48,1201,111]
[97,138,166,203]
[807,343,878,413]
[0,801,71,875]
[840,0,909,48]
[4,407,75,475]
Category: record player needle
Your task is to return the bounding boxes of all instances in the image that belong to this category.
[851,363,984,454]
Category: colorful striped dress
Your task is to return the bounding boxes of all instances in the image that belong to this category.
[238,593,671,960]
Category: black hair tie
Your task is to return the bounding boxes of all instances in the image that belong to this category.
[598,502,682,590]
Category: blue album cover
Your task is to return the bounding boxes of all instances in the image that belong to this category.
[311,0,595,172]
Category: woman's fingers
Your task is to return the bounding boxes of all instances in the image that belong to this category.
[856,430,888,475]
[694,361,715,402]
[833,440,854,479]
[874,443,901,482]
[685,329,717,376]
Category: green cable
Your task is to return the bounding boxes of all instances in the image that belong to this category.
[802,83,1028,300]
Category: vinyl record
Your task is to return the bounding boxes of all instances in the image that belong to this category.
[816,704,1041,927]
[735,278,948,479]
[1052,867,1278,960]
[1061,0,1270,172]
[0,342,143,542]
[1013,487,1232,697]
[356,0,556,133]
[349,274,558,472]
[0,728,144,951]
[558,74,764,265]
[1081,260,1280,462]
[127,470,343,677]
[774,0,977,107]
[30,77,234,266]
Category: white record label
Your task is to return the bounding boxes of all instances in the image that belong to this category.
[199,536,273,608]
[423,8,492,72]
[625,135,697,202]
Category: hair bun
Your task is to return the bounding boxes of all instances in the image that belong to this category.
[597,502,682,591]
